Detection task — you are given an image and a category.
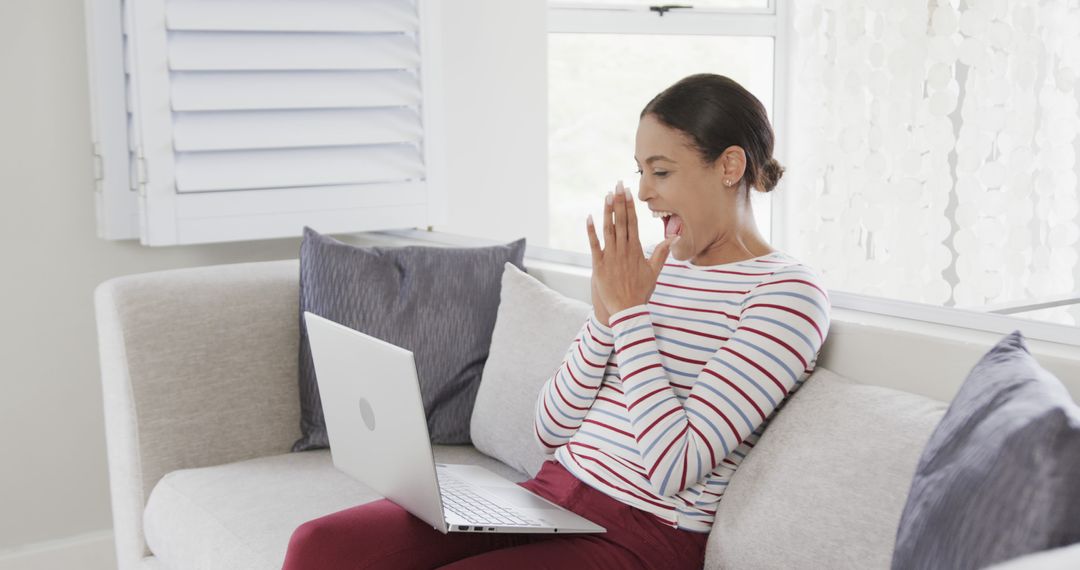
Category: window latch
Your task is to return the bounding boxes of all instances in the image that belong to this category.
[649,4,693,16]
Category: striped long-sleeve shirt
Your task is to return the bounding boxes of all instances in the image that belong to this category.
[533,247,831,532]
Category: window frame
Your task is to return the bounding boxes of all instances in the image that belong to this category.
[546,0,792,264]
[380,227,1080,347]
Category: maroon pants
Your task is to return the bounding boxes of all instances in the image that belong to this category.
[282,459,708,569]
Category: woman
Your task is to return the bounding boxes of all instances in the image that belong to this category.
[283,73,830,570]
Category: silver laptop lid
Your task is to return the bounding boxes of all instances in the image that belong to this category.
[303,311,448,533]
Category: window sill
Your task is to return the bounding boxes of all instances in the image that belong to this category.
[369,228,1080,348]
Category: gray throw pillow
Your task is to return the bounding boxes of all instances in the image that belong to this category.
[293,227,527,451]
[891,330,1080,570]
[470,262,593,477]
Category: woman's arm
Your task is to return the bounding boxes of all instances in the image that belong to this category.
[610,268,830,497]
[532,312,615,456]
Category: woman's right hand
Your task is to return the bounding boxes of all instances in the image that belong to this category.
[592,275,611,327]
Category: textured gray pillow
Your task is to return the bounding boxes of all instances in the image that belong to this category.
[470,262,593,477]
[891,330,1080,570]
[293,227,527,451]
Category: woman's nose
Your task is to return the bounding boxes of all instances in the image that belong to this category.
[637,181,653,202]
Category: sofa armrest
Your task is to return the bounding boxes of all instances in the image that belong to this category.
[94,259,302,568]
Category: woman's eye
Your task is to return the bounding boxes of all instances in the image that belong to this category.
[634,168,643,176]
[653,171,669,178]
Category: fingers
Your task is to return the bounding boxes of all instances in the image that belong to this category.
[620,181,642,255]
[586,214,604,267]
[612,183,627,249]
[603,189,617,254]
[648,236,676,275]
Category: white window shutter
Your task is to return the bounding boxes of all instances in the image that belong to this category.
[87,0,445,246]
[84,0,140,240]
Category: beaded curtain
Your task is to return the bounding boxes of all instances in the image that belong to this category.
[785,0,1080,323]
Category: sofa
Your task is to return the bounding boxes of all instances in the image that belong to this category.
[94,232,1080,570]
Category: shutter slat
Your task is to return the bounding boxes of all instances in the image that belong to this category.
[173,108,421,151]
[175,180,426,217]
[166,0,417,33]
[170,70,420,111]
[168,31,419,71]
[174,144,423,192]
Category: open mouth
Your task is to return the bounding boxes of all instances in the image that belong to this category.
[662,214,684,239]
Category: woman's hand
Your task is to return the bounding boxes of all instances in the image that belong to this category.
[586,181,677,318]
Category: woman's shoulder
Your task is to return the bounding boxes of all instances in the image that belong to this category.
[755,251,830,300]
[749,255,832,348]
[765,251,826,280]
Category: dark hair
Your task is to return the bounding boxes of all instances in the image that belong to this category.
[641,74,785,193]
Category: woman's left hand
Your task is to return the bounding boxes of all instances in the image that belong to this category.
[586,181,678,320]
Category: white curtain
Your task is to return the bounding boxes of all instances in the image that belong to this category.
[785,0,1080,323]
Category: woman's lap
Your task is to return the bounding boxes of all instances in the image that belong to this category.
[282,460,707,570]
[281,498,557,570]
[437,535,646,569]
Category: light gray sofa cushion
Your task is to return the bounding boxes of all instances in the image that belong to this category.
[892,331,1080,570]
[294,227,527,450]
[470,262,593,477]
[143,447,528,570]
[706,367,948,570]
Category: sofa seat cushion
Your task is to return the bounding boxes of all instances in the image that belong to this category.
[706,367,948,570]
[143,446,528,570]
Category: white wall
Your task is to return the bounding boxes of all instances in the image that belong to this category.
[0,0,547,567]
[435,0,549,245]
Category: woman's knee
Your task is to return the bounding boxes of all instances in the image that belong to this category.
[287,517,329,552]
[283,500,407,569]
[283,519,327,569]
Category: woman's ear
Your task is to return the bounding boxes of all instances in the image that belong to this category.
[716,145,747,188]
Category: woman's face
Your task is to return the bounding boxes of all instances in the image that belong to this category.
[634,113,737,262]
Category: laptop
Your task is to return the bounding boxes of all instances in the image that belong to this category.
[303,311,606,535]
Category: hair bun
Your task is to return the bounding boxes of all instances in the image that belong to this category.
[759,157,785,193]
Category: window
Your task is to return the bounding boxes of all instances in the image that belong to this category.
[784,0,1080,329]
[547,1,786,255]
[543,0,1080,343]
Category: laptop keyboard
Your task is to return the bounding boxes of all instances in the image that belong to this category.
[439,474,541,527]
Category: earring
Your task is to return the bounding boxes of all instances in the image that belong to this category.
[724,179,732,187]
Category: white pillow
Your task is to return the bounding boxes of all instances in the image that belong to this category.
[706,367,948,569]
[470,262,592,477]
